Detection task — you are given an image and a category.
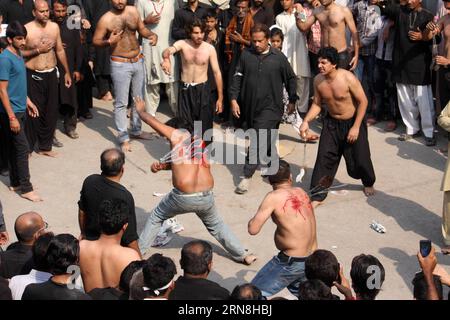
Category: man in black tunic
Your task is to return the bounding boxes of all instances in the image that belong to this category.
[230,23,298,194]
[385,0,436,146]
[53,0,83,139]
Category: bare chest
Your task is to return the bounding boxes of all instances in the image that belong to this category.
[109,13,138,33]
[26,28,56,49]
[182,45,210,66]
[443,20,450,43]
[318,80,349,101]
[317,9,345,29]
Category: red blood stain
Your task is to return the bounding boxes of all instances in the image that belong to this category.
[282,194,308,220]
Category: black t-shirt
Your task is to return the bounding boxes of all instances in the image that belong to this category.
[22,279,92,300]
[0,0,34,24]
[78,174,138,246]
[0,242,32,279]
[169,276,230,300]
[88,287,127,300]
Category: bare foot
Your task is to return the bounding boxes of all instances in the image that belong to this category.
[243,254,257,265]
[9,186,21,192]
[130,132,156,140]
[364,186,375,196]
[311,200,323,209]
[37,150,58,158]
[442,246,450,255]
[101,91,113,101]
[21,191,42,202]
[121,141,132,152]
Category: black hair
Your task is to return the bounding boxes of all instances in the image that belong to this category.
[186,19,206,36]
[51,0,68,7]
[305,249,340,287]
[268,160,291,185]
[142,254,177,297]
[205,8,218,19]
[32,232,55,272]
[250,23,270,39]
[235,0,250,7]
[119,260,147,293]
[350,254,385,300]
[45,234,79,275]
[270,28,284,41]
[100,148,125,176]
[98,199,129,235]
[6,21,27,39]
[318,47,339,68]
[0,37,8,50]
[298,279,336,300]
[180,240,213,275]
[412,272,443,300]
[230,284,264,300]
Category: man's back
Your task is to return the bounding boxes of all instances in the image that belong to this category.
[169,276,230,300]
[269,187,317,257]
[78,174,138,246]
[79,239,140,293]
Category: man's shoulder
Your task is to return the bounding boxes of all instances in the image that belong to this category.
[419,8,434,20]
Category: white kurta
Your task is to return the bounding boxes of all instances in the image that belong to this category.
[136,0,179,84]
[275,11,311,78]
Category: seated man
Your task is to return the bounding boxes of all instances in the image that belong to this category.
[248,160,317,297]
[169,240,230,300]
[0,211,47,279]
[79,199,141,293]
[230,283,264,300]
[135,97,256,265]
[349,254,385,300]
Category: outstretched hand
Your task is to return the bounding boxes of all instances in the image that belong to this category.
[134,96,146,114]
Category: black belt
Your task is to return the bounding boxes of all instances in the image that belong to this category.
[277,251,307,263]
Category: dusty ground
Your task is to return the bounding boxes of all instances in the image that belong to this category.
[1,98,449,300]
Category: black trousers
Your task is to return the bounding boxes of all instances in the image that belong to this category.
[178,81,213,137]
[96,75,112,98]
[310,116,376,202]
[337,51,351,70]
[244,112,280,178]
[0,112,33,193]
[25,69,59,152]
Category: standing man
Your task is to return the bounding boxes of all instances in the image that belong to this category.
[172,0,208,40]
[276,0,311,120]
[161,20,223,136]
[230,23,298,194]
[93,0,158,152]
[0,0,34,25]
[424,0,450,111]
[300,47,376,208]
[437,101,450,255]
[296,0,359,71]
[78,148,140,254]
[136,0,179,116]
[53,0,83,139]
[352,0,382,125]
[384,0,436,146]
[22,0,72,158]
[250,0,274,26]
[135,97,257,265]
[0,21,41,202]
[248,160,317,297]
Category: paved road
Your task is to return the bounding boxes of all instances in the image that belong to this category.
[1,98,449,299]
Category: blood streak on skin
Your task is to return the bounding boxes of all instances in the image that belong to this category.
[282,194,309,220]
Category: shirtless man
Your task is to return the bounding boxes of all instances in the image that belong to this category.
[249,160,317,297]
[93,0,158,152]
[21,0,72,157]
[79,198,141,293]
[295,0,359,70]
[134,97,256,265]
[424,0,450,110]
[161,19,223,137]
[300,47,376,208]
